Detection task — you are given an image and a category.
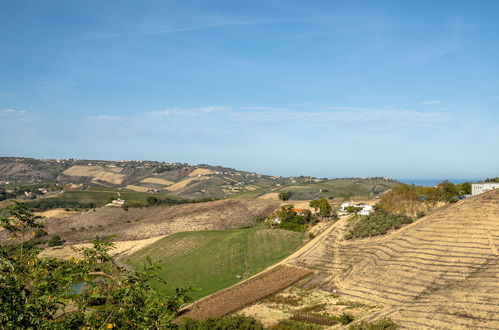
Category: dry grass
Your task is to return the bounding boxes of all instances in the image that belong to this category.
[35,208,81,219]
[258,193,280,200]
[0,199,280,246]
[125,185,150,192]
[188,168,215,177]
[164,177,209,191]
[288,189,499,329]
[63,165,125,185]
[238,286,375,327]
[140,177,174,185]
[39,235,167,259]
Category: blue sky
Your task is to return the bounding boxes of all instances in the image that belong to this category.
[1,0,498,179]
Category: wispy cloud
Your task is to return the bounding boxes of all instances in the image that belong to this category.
[0,109,29,120]
[150,106,228,117]
[231,106,450,126]
[419,100,442,105]
[82,18,301,40]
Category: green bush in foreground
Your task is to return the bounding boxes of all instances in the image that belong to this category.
[0,202,193,329]
[349,317,397,329]
[345,211,414,239]
[179,315,264,330]
[270,319,321,329]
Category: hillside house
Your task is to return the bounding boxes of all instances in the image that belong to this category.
[472,183,499,196]
[293,208,308,215]
[111,198,125,206]
[340,202,374,216]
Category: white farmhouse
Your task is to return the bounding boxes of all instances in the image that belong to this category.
[111,198,126,206]
[472,183,499,196]
[359,204,373,216]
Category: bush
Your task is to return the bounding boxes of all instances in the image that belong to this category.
[349,317,397,329]
[338,313,355,324]
[179,315,264,330]
[33,229,48,238]
[270,319,321,329]
[345,211,414,239]
[22,200,95,212]
[48,235,63,247]
[278,191,293,201]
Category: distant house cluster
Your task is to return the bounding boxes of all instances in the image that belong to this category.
[472,183,499,196]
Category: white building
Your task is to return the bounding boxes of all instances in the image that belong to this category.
[111,198,126,206]
[472,183,499,196]
[359,204,373,216]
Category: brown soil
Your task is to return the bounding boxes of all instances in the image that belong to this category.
[177,265,312,321]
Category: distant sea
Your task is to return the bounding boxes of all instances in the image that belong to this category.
[398,179,481,187]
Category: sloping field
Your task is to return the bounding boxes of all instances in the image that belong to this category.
[178,265,311,321]
[140,177,174,185]
[188,168,215,177]
[164,176,209,191]
[289,189,499,329]
[126,227,305,300]
[125,184,150,192]
[63,165,126,185]
[7,199,279,245]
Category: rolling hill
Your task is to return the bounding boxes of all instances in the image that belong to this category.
[0,199,280,245]
[0,157,399,200]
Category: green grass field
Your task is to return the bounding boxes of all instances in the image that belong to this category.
[125,226,305,300]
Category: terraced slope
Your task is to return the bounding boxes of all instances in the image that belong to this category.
[290,189,499,329]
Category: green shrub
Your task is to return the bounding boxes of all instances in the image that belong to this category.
[179,315,264,330]
[48,235,63,247]
[33,229,48,238]
[345,211,413,239]
[338,313,355,324]
[270,319,321,329]
[349,317,397,329]
[22,200,95,212]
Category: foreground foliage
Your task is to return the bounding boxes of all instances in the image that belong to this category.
[349,317,398,329]
[0,202,192,329]
[179,315,264,330]
[345,211,414,239]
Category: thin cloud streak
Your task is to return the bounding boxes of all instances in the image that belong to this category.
[82,17,315,40]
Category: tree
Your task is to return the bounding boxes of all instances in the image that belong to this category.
[309,198,332,217]
[0,202,193,329]
[278,191,292,201]
[457,182,472,195]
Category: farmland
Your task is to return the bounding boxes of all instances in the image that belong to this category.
[0,157,399,200]
[286,189,499,329]
[1,198,280,245]
[126,227,305,300]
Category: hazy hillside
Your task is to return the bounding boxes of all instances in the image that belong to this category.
[0,199,279,245]
[0,157,399,200]
[290,189,499,329]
